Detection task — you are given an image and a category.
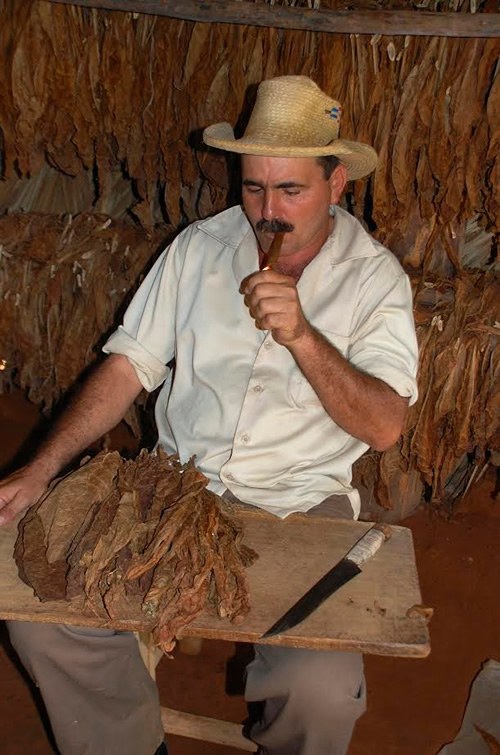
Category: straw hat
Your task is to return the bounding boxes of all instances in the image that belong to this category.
[203,75,378,180]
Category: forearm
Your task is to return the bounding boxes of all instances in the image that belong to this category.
[27,353,144,482]
[287,326,409,451]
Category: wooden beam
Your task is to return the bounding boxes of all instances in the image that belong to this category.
[161,707,255,751]
[44,0,500,38]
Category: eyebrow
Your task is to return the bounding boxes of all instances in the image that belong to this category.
[242,178,307,189]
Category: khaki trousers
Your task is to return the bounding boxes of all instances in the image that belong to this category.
[246,645,365,755]
[7,622,165,755]
[7,494,366,755]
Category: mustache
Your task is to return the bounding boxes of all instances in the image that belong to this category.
[256,218,294,234]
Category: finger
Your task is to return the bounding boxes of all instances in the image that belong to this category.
[250,295,299,321]
[240,272,269,295]
[0,492,13,511]
[0,490,37,526]
[240,269,292,295]
[0,500,23,525]
[239,274,252,295]
[255,311,293,332]
[0,505,16,526]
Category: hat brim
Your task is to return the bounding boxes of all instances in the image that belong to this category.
[203,123,378,181]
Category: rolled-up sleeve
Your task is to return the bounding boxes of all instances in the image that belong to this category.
[103,233,184,392]
[103,326,170,392]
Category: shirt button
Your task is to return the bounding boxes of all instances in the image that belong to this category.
[253,384,263,393]
[264,340,273,350]
[226,473,234,481]
[241,433,250,443]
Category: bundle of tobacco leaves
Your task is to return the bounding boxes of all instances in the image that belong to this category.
[0,212,170,421]
[14,449,258,652]
[2,1,497,251]
[353,270,499,517]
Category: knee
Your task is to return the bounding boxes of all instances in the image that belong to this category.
[6,622,121,677]
[286,649,366,718]
[6,620,63,679]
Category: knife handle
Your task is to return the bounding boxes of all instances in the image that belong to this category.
[345,524,391,568]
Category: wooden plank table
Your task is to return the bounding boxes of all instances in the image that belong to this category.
[0,510,430,750]
[0,510,430,658]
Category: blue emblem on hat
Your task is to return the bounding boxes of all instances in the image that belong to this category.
[326,106,341,120]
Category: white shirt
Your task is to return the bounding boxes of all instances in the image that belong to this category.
[103,205,418,518]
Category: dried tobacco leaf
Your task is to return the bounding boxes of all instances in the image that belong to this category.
[1,3,498,244]
[43,451,122,563]
[354,270,499,515]
[14,508,68,602]
[13,451,122,601]
[15,449,258,649]
[0,213,169,413]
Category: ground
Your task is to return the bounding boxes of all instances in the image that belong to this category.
[0,388,498,755]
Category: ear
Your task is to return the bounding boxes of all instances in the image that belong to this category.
[328,164,348,205]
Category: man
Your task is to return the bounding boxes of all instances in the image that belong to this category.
[0,76,418,755]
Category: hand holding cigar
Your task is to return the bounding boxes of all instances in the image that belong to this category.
[241,230,309,345]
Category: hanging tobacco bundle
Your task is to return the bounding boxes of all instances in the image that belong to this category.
[353,270,499,517]
[1,1,497,249]
[14,449,258,652]
[0,212,171,418]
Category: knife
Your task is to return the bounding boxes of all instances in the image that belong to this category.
[261,523,391,639]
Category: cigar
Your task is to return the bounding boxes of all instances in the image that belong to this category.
[261,231,284,271]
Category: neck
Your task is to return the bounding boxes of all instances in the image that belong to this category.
[273,258,311,282]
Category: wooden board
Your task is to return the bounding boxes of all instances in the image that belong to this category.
[0,512,430,658]
[46,0,500,39]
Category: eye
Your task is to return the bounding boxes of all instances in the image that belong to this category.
[284,188,300,196]
[244,185,262,194]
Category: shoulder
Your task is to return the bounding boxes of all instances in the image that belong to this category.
[164,206,253,279]
[187,206,251,248]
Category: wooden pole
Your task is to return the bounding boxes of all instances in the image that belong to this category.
[43,0,500,38]
[160,707,256,751]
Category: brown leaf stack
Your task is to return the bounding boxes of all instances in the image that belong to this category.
[14,449,258,652]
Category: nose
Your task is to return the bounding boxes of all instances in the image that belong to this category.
[261,189,277,221]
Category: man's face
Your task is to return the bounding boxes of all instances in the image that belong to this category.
[241,154,346,262]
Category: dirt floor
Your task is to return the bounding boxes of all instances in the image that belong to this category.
[0,388,499,755]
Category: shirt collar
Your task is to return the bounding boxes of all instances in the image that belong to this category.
[197,206,257,285]
[197,204,381,292]
[298,207,382,300]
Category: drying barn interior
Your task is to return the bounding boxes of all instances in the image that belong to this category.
[0,0,498,753]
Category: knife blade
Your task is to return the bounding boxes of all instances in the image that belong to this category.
[261,523,391,639]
